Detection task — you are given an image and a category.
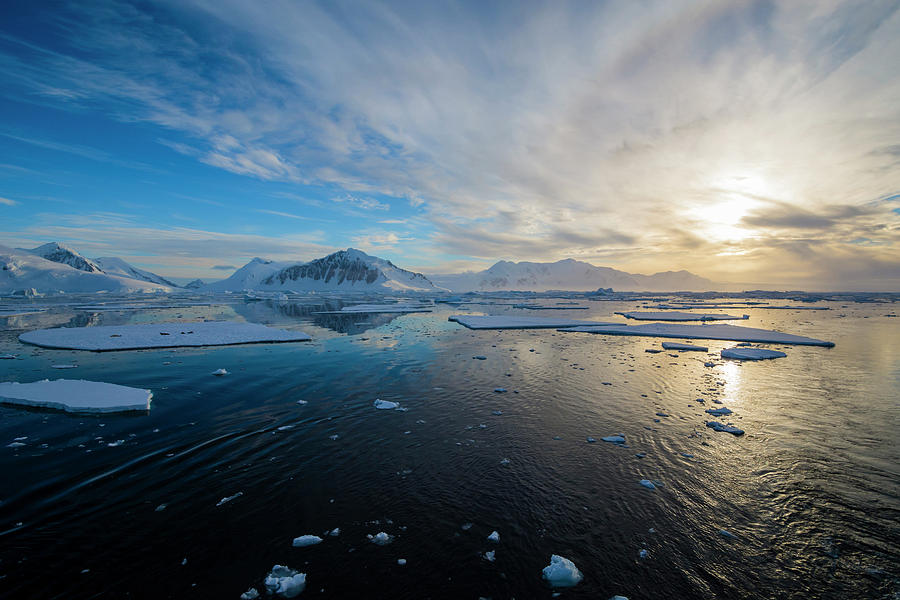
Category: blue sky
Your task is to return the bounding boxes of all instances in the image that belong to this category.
[0,0,898,289]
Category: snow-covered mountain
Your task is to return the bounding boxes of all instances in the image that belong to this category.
[430,259,713,292]
[184,278,205,289]
[28,242,103,273]
[1,244,173,294]
[205,249,440,292]
[93,256,179,288]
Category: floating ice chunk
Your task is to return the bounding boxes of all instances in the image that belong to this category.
[601,434,626,444]
[586,437,597,443]
[328,527,340,537]
[661,342,708,351]
[155,504,167,512]
[484,550,496,562]
[500,458,510,465]
[473,355,487,360]
[639,479,656,490]
[619,311,747,322]
[721,347,787,360]
[705,407,733,416]
[19,321,311,351]
[264,565,306,598]
[492,410,503,416]
[494,388,507,393]
[212,368,228,376]
[51,364,78,369]
[7,441,25,448]
[610,596,629,600]
[277,425,294,431]
[487,531,500,543]
[216,492,243,506]
[704,362,716,367]
[461,523,473,531]
[639,549,649,559]
[541,554,583,588]
[0,379,152,413]
[328,434,339,441]
[373,399,400,410]
[240,587,260,599]
[706,421,744,436]
[296,400,308,405]
[450,315,618,330]
[560,322,834,347]
[397,558,407,565]
[0,354,16,359]
[655,412,669,417]
[368,532,393,545]
[718,529,737,539]
[292,535,323,547]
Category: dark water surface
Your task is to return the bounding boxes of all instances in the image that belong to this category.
[0,296,897,599]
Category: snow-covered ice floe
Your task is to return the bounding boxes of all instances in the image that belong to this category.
[18,321,312,351]
[618,311,748,321]
[0,379,152,413]
[721,347,787,360]
[560,322,834,347]
[292,535,323,547]
[373,399,401,410]
[661,342,708,351]
[449,315,622,330]
[706,421,744,435]
[542,554,583,587]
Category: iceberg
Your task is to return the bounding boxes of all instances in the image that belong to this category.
[449,315,621,330]
[0,379,151,413]
[721,347,787,360]
[541,554,583,587]
[18,321,311,351]
[618,311,748,321]
[368,532,393,545]
[560,322,834,347]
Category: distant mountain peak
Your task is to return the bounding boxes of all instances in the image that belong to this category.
[28,242,103,274]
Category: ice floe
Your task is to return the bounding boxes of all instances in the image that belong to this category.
[705,407,733,416]
[721,347,787,360]
[618,311,748,321]
[483,550,496,562]
[216,492,243,506]
[0,379,152,413]
[661,342,708,351]
[706,421,744,436]
[639,479,656,490]
[19,321,311,351]
[292,535,323,547]
[373,399,401,410]
[560,322,834,346]
[601,434,626,444]
[397,558,407,565]
[487,531,500,542]
[212,368,228,376]
[542,554,583,587]
[449,315,621,330]
[240,588,260,599]
[264,565,306,598]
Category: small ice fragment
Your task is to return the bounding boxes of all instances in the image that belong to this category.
[328,434,339,441]
[14,436,27,441]
[264,565,306,598]
[292,534,323,547]
[373,399,400,410]
[705,407,733,416]
[541,554,583,588]
[586,437,596,443]
[655,412,669,417]
[499,458,510,465]
[397,558,407,565]
[494,388,507,393]
[492,410,503,416]
[7,442,26,448]
[277,425,294,431]
[610,596,629,600]
[601,434,626,444]
[80,569,89,574]
[461,523,473,531]
[487,531,500,543]
[216,492,243,506]
[240,588,260,600]
[706,421,744,436]
[483,550,496,562]
[639,549,649,559]
[181,558,187,565]
[329,527,341,537]
[681,453,694,458]
[473,356,487,360]
[478,424,487,429]
[639,479,656,490]
[155,503,167,512]
[51,364,78,369]
[635,453,646,458]
[721,347,786,360]
[718,529,737,539]
[368,532,393,545]
[296,400,308,405]
[704,362,716,367]
[212,368,228,376]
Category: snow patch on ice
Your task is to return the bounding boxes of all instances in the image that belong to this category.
[0,379,152,413]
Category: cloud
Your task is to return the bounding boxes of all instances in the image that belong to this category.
[0,1,898,286]
[0,196,16,206]
[211,264,236,270]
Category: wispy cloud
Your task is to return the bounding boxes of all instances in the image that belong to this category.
[0,196,16,206]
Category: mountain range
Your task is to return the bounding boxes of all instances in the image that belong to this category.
[1,241,714,295]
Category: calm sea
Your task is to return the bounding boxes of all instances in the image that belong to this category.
[0,295,897,599]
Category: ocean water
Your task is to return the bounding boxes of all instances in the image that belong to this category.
[0,295,897,599]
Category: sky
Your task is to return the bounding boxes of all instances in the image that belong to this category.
[0,0,898,290]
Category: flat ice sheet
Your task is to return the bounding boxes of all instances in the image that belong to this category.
[661,342,708,351]
[721,347,787,360]
[0,379,152,413]
[449,315,622,330]
[560,322,834,347]
[19,321,312,351]
[618,311,747,321]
